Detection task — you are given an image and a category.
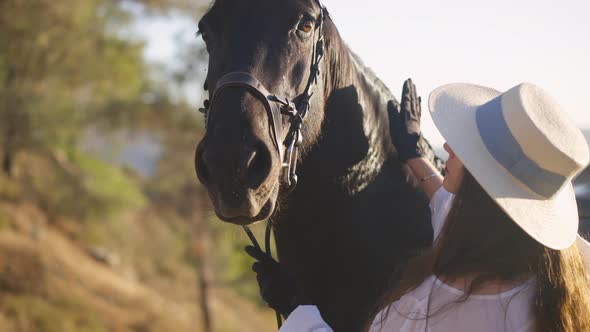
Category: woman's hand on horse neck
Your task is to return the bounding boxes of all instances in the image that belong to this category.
[389,78,443,200]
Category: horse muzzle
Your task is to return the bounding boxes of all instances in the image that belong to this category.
[195,91,282,225]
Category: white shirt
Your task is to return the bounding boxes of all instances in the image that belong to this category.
[280,186,536,332]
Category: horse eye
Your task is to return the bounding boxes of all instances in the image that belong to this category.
[298,20,314,34]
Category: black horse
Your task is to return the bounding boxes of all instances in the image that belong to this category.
[195,1,441,330]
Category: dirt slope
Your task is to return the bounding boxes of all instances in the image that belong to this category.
[0,202,274,332]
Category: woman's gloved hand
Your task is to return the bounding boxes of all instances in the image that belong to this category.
[245,245,310,318]
[388,78,425,162]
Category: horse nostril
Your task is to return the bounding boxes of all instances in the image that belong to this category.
[247,149,264,176]
[195,144,210,185]
[244,141,272,189]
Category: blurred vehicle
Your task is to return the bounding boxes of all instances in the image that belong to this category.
[575,166,590,238]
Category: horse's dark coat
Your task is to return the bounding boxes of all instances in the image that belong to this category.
[195,1,438,330]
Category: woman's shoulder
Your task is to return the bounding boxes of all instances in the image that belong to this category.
[395,275,536,303]
[369,276,436,329]
[372,276,536,332]
[388,275,536,319]
[393,275,438,306]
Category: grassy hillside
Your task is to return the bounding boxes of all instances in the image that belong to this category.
[0,159,275,332]
[0,1,279,330]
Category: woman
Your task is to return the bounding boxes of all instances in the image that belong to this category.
[247,80,590,331]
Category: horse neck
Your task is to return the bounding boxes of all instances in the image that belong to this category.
[306,26,396,195]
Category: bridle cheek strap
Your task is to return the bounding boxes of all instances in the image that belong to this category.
[206,72,290,162]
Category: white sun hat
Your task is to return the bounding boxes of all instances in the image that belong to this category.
[429,83,589,250]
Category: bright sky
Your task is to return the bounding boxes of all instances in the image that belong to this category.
[140,0,590,148]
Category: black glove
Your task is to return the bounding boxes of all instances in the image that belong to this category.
[388,78,424,162]
[245,245,310,317]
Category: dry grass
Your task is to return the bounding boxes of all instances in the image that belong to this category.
[0,202,275,332]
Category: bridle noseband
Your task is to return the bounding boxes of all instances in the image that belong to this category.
[199,4,327,192]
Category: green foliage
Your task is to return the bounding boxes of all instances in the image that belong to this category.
[0,0,148,158]
[21,149,145,220]
[73,152,146,217]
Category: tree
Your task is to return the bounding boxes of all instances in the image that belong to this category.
[0,0,148,175]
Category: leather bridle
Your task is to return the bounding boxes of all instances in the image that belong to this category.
[199,3,327,193]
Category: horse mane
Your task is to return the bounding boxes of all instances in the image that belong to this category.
[349,51,396,102]
[322,15,444,179]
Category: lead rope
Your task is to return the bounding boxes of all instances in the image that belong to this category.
[243,222,283,328]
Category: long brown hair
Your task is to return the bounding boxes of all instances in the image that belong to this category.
[368,170,590,331]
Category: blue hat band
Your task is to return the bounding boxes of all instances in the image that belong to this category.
[475,96,566,198]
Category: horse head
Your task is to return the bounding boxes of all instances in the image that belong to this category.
[195,0,330,225]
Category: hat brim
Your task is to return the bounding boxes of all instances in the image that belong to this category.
[429,83,578,250]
